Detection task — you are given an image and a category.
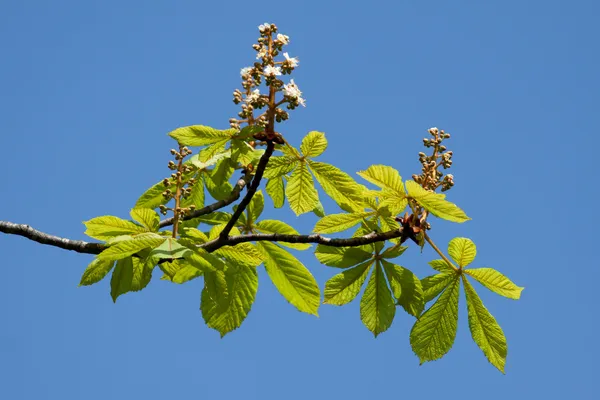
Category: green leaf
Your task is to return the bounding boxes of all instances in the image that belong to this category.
[381,260,424,317]
[463,276,508,373]
[357,165,405,197]
[381,244,408,259]
[313,211,375,234]
[247,190,264,223]
[188,148,231,169]
[109,256,153,302]
[312,200,326,218]
[314,245,373,268]
[360,262,396,336]
[149,238,192,260]
[286,162,319,216]
[215,243,263,268]
[84,216,148,241]
[266,177,285,208]
[429,259,456,273]
[422,272,457,303]
[255,219,310,250]
[201,266,258,337]
[130,208,159,232]
[308,161,368,212]
[198,138,229,162]
[180,177,205,209]
[172,264,204,284]
[205,158,234,201]
[97,233,166,261]
[134,180,170,209]
[182,211,232,228]
[300,131,328,158]
[168,125,233,146]
[464,268,524,300]
[230,139,258,166]
[323,260,373,305]
[405,180,470,223]
[257,242,320,315]
[448,237,477,267]
[79,258,115,286]
[263,156,298,179]
[184,248,223,272]
[410,276,460,363]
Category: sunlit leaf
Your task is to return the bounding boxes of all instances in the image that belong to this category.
[448,237,477,267]
[79,258,115,286]
[266,177,285,208]
[286,162,319,216]
[410,276,460,363]
[314,245,373,268]
[168,125,233,146]
[405,180,470,223]
[313,211,375,234]
[247,190,264,223]
[323,260,373,305]
[97,233,165,261]
[464,268,524,300]
[381,260,424,317]
[255,219,311,250]
[84,216,147,241]
[130,208,160,232]
[300,131,328,158]
[422,272,457,303]
[360,262,395,336]
[308,161,368,212]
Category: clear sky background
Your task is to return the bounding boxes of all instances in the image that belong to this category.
[1,0,598,399]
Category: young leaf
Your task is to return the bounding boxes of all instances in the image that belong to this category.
[313,211,374,234]
[205,158,234,201]
[79,258,115,286]
[257,242,320,315]
[381,260,424,317]
[464,268,524,300]
[323,260,373,305]
[463,276,508,373]
[135,180,171,210]
[215,243,263,268]
[230,139,259,166]
[405,180,470,223]
[266,177,285,208]
[308,161,368,212]
[84,216,148,241]
[247,190,264,223]
[357,165,406,197]
[286,162,319,216]
[422,272,457,303]
[429,259,456,273]
[381,244,408,260]
[197,138,229,162]
[410,276,460,363]
[182,211,232,228]
[180,177,205,209]
[300,131,328,158]
[97,233,166,261]
[172,264,204,284]
[201,265,258,337]
[110,257,134,302]
[255,219,311,250]
[168,125,233,146]
[360,262,396,336]
[314,245,373,268]
[264,156,297,179]
[448,237,477,267]
[149,238,192,260]
[130,208,160,232]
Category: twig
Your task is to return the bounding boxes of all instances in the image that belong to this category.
[423,231,458,271]
[0,221,105,254]
[219,140,275,239]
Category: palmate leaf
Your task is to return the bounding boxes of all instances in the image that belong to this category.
[266,176,285,208]
[201,265,258,337]
[110,255,155,302]
[405,180,470,223]
[257,242,320,315]
[79,258,115,286]
[83,216,148,241]
[323,260,373,305]
[448,237,477,267]
[314,245,373,268]
[381,260,424,317]
[255,219,311,250]
[464,268,524,300]
[313,211,375,234]
[360,262,396,336]
[264,156,298,179]
[463,276,508,373]
[130,208,160,232]
[286,162,319,216]
[410,276,460,363]
[429,259,456,273]
[422,272,457,303]
[357,165,408,215]
[97,233,166,261]
[168,125,234,146]
[308,160,368,212]
[300,131,328,158]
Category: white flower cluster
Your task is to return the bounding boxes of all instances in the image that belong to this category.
[283,79,306,107]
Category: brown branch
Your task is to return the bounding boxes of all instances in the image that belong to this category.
[158,173,252,229]
[202,228,403,252]
[219,140,275,239]
[0,221,105,254]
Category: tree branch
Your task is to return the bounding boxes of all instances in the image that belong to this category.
[0,221,105,254]
[158,172,252,229]
[202,228,404,252]
[219,140,275,239]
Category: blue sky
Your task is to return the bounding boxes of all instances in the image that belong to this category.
[1,0,597,398]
